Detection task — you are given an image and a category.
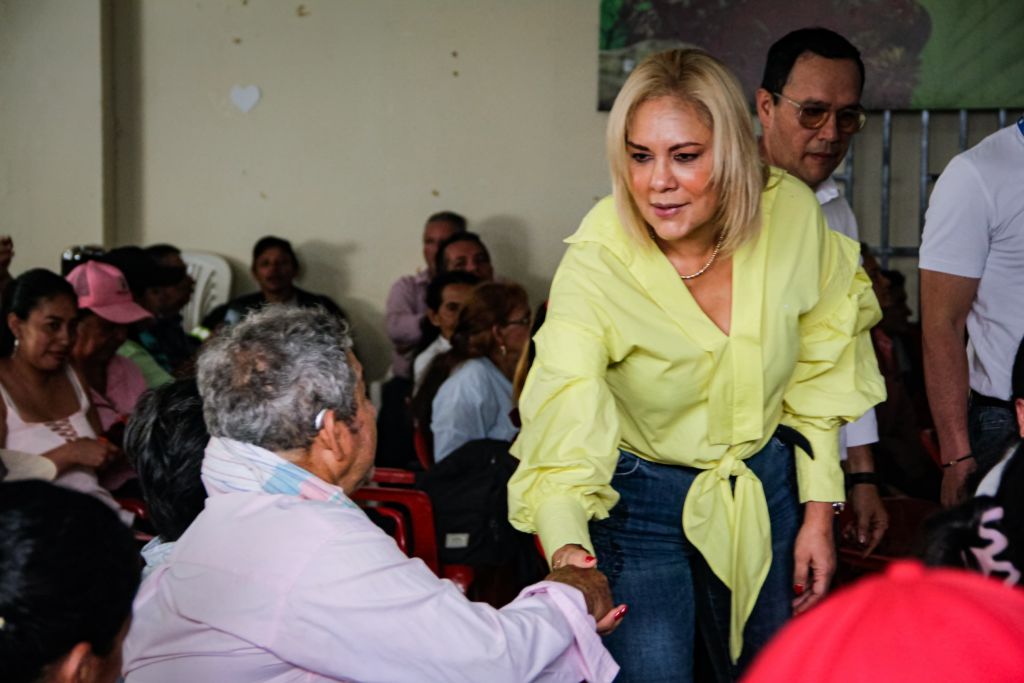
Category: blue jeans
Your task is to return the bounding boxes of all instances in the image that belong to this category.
[590,438,799,683]
[968,401,1017,474]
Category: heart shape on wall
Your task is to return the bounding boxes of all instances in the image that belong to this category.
[230,85,261,113]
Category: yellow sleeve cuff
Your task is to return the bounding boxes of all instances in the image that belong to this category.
[534,496,594,564]
[792,426,845,503]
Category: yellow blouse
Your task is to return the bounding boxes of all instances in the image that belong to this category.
[508,169,885,660]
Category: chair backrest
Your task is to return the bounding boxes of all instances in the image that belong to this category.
[351,485,440,572]
[180,250,232,331]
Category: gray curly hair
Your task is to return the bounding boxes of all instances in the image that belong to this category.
[196,306,357,452]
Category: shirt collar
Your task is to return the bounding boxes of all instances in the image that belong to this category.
[814,176,840,206]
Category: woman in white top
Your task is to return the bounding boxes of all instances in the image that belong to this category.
[413,282,532,463]
[0,269,122,516]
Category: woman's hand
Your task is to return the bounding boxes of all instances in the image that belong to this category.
[43,438,119,474]
[545,564,627,635]
[550,543,597,570]
[792,502,836,615]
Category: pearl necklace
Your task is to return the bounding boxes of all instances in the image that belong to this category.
[678,231,726,280]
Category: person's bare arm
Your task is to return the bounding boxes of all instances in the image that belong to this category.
[920,269,979,507]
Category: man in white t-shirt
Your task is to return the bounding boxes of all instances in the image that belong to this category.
[757,28,887,552]
[920,118,1024,507]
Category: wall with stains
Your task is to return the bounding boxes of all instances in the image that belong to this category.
[108,0,608,379]
[0,0,109,277]
[3,1,1000,380]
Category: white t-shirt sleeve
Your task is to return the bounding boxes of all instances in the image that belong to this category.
[919,155,992,278]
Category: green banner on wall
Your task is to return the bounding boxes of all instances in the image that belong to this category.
[598,0,1024,110]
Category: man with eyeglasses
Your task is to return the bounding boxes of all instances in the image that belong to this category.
[756,28,888,556]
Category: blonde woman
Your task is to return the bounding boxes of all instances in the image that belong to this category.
[508,49,884,681]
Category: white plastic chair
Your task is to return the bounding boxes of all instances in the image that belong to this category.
[180,250,232,332]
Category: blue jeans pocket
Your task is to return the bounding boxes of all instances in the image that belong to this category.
[612,450,642,477]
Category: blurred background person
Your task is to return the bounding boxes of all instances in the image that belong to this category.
[124,378,209,577]
[138,243,198,373]
[387,211,466,380]
[0,269,125,521]
[202,235,346,330]
[435,232,496,281]
[0,480,141,683]
[413,281,530,463]
[412,270,479,392]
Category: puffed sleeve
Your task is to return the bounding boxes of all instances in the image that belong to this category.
[780,229,886,502]
[508,247,623,562]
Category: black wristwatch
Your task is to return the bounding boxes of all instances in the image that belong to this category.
[846,471,881,490]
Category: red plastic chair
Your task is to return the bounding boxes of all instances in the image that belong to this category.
[919,428,943,469]
[372,467,416,486]
[412,423,433,471]
[116,497,155,544]
[351,484,475,594]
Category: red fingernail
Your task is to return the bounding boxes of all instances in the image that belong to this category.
[614,605,628,620]
[793,584,805,596]
[585,555,595,563]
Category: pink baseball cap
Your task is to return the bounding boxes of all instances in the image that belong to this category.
[66,260,153,324]
[743,561,1024,683]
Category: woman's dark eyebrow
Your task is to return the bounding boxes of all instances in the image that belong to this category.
[626,139,703,152]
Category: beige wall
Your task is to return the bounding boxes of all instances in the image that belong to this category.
[2,0,1013,380]
[0,0,108,274]
[109,0,609,379]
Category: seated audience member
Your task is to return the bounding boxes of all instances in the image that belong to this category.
[67,261,153,491]
[924,335,1024,582]
[743,561,1024,682]
[138,244,199,372]
[387,211,466,380]
[435,231,495,281]
[122,306,620,682]
[0,270,126,522]
[99,248,175,389]
[415,282,530,463]
[413,271,479,391]
[0,480,141,683]
[202,235,346,330]
[376,212,465,468]
[124,378,209,576]
[860,246,939,500]
[67,261,151,436]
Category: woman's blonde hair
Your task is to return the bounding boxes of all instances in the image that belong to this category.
[606,48,766,254]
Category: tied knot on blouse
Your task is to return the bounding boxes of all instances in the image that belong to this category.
[685,448,772,663]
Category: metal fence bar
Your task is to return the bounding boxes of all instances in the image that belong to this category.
[919,110,930,240]
[879,109,893,268]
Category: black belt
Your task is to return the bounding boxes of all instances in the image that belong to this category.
[970,390,1013,411]
[774,424,814,459]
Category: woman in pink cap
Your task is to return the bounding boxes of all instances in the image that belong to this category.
[67,260,154,490]
[0,268,128,521]
[67,260,153,436]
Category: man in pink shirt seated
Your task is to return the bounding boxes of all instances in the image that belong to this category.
[122,306,622,683]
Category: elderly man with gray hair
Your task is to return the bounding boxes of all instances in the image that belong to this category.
[122,306,621,683]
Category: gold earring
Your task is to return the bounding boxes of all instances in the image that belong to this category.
[500,344,508,357]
